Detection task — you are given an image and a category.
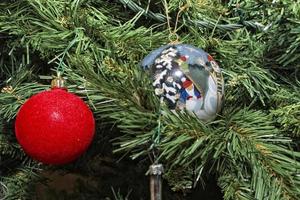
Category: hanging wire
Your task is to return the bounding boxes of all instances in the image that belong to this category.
[163,0,172,35]
[149,99,163,164]
[163,0,188,44]
[174,4,189,35]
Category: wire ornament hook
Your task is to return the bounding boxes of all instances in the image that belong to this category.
[163,0,189,44]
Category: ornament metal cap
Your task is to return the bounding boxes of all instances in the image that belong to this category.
[51,76,66,89]
[149,164,164,176]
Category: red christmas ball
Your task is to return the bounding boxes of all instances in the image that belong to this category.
[15,87,95,165]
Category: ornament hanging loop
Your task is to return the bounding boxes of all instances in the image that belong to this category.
[163,0,189,44]
[168,33,180,44]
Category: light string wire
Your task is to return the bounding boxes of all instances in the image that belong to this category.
[149,99,163,164]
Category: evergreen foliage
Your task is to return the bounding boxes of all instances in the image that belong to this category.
[0,0,299,199]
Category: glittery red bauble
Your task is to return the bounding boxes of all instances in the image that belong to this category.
[15,88,95,165]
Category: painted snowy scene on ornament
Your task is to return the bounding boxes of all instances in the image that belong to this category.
[142,44,224,121]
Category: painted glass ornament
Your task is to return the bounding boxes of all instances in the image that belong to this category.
[141,44,224,121]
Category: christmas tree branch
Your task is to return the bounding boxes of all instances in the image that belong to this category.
[0,0,299,198]
[217,109,300,199]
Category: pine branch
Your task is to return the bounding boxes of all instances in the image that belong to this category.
[217,109,300,199]
[218,168,254,200]
[214,30,278,106]
[0,129,27,165]
[117,0,166,22]
[270,87,300,107]
[116,0,273,33]
[0,83,47,121]
[0,0,300,199]
[267,22,300,70]
[1,168,40,200]
[271,103,300,137]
